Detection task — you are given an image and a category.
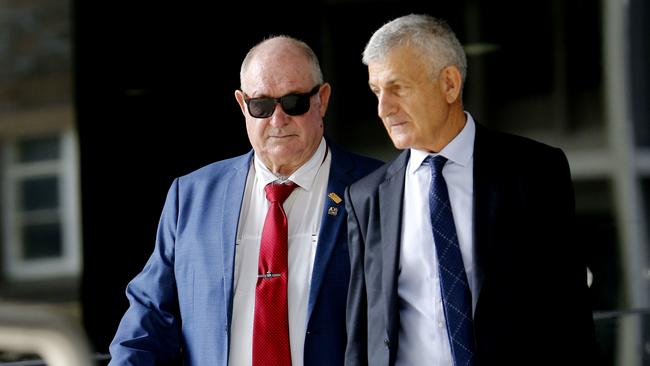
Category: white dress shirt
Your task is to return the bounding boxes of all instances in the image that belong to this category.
[229,138,331,366]
[396,114,477,366]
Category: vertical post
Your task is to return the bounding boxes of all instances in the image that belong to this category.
[603,0,649,365]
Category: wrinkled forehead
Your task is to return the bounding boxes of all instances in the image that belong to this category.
[242,49,315,95]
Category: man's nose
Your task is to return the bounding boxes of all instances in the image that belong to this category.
[268,104,290,127]
[377,92,397,118]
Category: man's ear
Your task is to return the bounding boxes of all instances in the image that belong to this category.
[318,83,332,118]
[234,90,247,117]
[439,65,462,104]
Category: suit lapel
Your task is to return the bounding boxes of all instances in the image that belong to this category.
[307,144,351,320]
[379,150,409,337]
[221,151,253,329]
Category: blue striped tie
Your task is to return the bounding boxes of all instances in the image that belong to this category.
[425,155,476,366]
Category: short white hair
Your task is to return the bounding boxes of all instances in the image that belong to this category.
[363,14,467,83]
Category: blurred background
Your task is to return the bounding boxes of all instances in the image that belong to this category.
[0,0,648,364]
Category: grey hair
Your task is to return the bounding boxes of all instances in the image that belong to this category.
[239,35,323,89]
[362,14,467,83]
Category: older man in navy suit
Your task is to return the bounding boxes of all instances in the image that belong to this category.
[345,14,599,366]
[109,36,381,366]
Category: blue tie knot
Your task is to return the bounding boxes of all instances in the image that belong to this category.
[424,155,448,177]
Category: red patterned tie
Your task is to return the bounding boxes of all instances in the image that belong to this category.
[253,181,297,366]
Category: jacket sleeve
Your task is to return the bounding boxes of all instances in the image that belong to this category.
[108,179,182,365]
[542,148,599,361]
[344,185,368,366]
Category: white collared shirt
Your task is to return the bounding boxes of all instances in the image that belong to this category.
[229,138,331,366]
[396,114,477,366]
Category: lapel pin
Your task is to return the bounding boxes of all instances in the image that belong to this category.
[328,207,339,216]
[328,192,342,204]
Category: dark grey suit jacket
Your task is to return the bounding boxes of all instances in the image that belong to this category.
[344,124,599,366]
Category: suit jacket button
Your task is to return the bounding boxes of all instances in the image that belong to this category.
[384,338,390,348]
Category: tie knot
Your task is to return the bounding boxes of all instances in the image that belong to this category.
[265,181,297,203]
[424,155,448,176]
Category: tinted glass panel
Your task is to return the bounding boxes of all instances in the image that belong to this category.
[17,136,60,163]
[22,222,62,259]
[20,176,59,211]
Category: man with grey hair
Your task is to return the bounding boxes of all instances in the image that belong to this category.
[108,35,381,366]
[345,14,598,366]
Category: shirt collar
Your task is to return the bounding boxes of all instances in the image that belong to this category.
[254,137,327,191]
[408,112,476,174]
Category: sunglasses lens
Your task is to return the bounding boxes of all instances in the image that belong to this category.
[281,94,310,116]
[248,98,275,118]
[244,85,319,118]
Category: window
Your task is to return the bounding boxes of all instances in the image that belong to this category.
[2,131,81,279]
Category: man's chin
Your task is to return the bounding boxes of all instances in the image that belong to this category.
[389,137,409,150]
[267,146,301,161]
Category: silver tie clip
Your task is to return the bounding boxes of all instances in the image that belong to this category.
[257,271,281,279]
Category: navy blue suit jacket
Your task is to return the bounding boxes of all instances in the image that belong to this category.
[345,124,599,366]
[109,143,382,366]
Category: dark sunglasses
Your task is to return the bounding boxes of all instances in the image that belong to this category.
[243,85,321,118]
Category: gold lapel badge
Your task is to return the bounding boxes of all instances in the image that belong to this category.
[328,192,342,204]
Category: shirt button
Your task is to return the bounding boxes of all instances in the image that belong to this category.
[438,321,445,329]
